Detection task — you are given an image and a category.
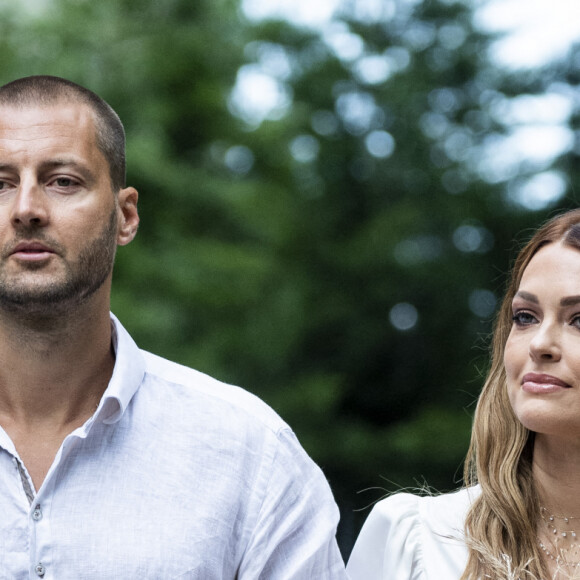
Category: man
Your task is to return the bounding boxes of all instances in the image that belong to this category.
[0,75,347,579]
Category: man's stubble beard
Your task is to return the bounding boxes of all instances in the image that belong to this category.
[0,207,119,316]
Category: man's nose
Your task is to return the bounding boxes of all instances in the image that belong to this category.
[10,180,49,228]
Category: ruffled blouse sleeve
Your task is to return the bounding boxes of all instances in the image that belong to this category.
[346,493,425,580]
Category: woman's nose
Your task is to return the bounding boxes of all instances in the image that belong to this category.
[528,322,562,362]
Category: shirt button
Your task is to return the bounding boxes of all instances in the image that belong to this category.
[35,563,45,577]
[32,505,42,521]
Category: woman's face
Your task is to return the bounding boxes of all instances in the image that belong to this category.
[505,242,580,436]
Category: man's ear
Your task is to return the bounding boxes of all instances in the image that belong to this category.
[117,186,139,246]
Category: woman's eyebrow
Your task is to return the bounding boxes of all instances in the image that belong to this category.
[560,295,580,307]
[514,291,538,304]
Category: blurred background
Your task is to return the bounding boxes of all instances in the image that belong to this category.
[4,0,580,559]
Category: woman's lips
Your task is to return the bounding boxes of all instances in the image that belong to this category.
[522,373,572,394]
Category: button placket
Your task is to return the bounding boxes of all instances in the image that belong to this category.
[32,505,46,577]
[32,504,42,521]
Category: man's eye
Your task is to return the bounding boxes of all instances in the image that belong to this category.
[55,178,74,187]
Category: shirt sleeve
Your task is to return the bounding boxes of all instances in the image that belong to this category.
[346,493,425,580]
[238,428,348,580]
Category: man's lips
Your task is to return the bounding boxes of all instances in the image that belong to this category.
[9,241,56,260]
[11,241,54,253]
[522,372,572,393]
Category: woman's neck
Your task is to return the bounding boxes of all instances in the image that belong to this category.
[534,435,580,578]
[534,435,580,515]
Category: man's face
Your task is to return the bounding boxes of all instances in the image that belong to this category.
[0,102,137,314]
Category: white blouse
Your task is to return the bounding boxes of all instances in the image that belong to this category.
[346,487,481,580]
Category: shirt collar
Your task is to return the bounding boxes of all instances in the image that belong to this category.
[96,313,146,425]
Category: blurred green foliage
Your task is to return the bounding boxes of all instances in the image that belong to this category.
[2,0,578,557]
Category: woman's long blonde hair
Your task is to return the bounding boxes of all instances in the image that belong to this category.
[461,208,580,579]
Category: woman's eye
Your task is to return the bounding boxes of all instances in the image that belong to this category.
[512,311,537,326]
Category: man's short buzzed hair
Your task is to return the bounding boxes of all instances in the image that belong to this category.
[0,75,126,191]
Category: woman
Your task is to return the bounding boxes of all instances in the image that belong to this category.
[347,208,580,579]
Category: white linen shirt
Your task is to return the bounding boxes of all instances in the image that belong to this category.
[0,314,347,580]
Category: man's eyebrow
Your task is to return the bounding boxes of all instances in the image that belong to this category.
[38,159,97,184]
[0,160,97,183]
[514,291,539,304]
[0,163,18,173]
[39,158,92,172]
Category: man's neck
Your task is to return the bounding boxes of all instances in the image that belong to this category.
[0,301,115,428]
[0,300,116,491]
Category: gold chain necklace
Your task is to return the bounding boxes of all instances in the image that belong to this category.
[539,507,580,570]
[540,507,579,540]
